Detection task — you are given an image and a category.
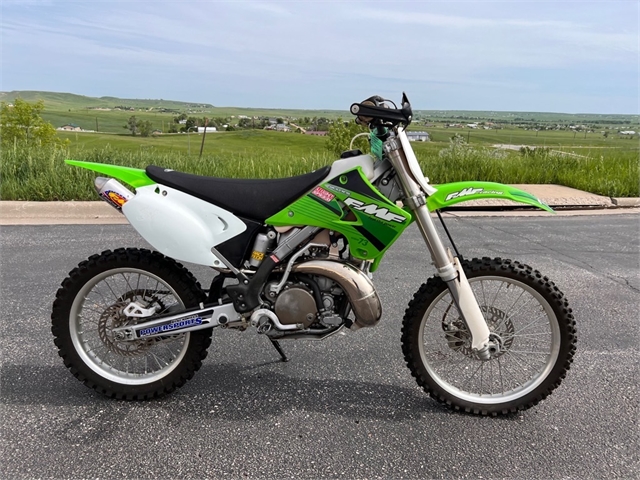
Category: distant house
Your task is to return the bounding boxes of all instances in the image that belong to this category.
[197,127,217,133]
[620,130,636,135]
[58,124,82,131]
[406,131,430,142]
[275,124,291,132]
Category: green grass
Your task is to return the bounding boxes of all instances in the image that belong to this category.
[0,144,333,201]
[417,143,639,197]
[58,130,328,157]
[2,137,637,201]
[2,92,638,201]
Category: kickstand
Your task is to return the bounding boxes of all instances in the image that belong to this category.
[268,338,289,362]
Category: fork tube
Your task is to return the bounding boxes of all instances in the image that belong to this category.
[383,138,456,281]
[385,136,491,357]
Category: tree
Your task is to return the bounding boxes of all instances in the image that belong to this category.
[125,116,138,136]
[138,120,153,137]
[1,98,65,147]
[173,113,187,123]
[179,117,198,132]
[325,118,369,158]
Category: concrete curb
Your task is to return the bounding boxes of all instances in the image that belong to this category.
[1,185,639,225]
[611,197,640,207]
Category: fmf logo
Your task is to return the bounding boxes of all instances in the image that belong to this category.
[344,198,406,223]
[102,190,128,209]
[445,188,484,201]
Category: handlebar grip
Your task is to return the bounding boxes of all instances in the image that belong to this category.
[350,102,409,124]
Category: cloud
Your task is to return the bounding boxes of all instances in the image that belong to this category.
[1,0,637,113]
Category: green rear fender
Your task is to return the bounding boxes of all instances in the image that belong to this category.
[65,160,155,188]
[426,181,554,213]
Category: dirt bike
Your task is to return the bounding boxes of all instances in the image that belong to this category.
[52,93,576,415]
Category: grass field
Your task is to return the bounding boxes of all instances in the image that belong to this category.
[1,91,638,201]
[2,132,637,201]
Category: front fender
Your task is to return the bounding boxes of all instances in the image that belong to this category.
[426,181,554,213]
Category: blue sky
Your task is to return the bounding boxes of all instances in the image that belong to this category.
[1,1,638,114]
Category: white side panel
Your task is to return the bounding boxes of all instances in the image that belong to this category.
[326,154,375,180]
[122,185,247,266]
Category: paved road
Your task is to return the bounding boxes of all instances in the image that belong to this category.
[1,215,638,479]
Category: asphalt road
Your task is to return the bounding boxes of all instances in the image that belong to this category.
[1,215,638,479]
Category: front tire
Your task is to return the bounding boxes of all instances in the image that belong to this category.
[402,257,576,416]
[52,248,213,400]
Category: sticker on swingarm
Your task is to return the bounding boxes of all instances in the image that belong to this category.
[137,313,207,337]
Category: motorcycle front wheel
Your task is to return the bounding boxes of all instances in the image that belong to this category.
[52,248,212,399]
[402,257,576,416]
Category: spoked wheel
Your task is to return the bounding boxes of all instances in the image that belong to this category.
[52,248,212,399]
[402,257,576,416]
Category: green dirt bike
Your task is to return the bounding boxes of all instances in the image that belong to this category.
[52,93,576,415]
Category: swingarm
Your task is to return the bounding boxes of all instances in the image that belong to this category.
[112,302,241,341]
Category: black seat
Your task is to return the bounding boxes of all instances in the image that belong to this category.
[145,165,331,222]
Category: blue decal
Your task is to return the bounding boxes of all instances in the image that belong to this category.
[139,315,203,337]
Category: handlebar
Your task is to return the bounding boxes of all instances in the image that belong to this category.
[350,92,413,128]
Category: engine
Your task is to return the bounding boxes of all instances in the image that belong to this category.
[263,274,346,331]
[245,228,381,337]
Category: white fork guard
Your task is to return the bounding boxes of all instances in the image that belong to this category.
[122,184,247,266]
[452,257,491,351]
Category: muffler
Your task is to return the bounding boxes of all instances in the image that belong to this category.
[94,177,134,211]
[291,260,382,328]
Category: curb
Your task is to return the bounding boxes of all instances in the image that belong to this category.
[611,197,640,207]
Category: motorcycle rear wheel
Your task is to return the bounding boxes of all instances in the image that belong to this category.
[401,257,576,416]
[51,248,212,399]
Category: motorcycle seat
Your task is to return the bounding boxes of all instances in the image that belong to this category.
[145,165,331,222]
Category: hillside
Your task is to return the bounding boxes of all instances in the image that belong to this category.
[2,91,637,126]
[0,91,214,111]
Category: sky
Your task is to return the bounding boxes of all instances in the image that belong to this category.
[1,0,638,114]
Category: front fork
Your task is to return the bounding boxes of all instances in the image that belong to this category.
[385,137,493,360]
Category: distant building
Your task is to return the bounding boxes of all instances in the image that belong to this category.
[620,130,636,135]
[197,127,217,133]
[275,124,291,132]
[57,124,82,131]
[406,131,430,142]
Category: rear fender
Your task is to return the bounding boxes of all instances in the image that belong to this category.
[66,160,155,188]
[66,160,247,266]
[426,181,554,213]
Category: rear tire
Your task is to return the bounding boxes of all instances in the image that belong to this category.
[401,257,576,416]
[51,248,213,400]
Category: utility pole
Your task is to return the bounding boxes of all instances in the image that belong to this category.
[96,117,99,132]
[199,118,209,158]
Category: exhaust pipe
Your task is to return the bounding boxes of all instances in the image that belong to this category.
[94,177,134,212]
[292,260,382,329]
